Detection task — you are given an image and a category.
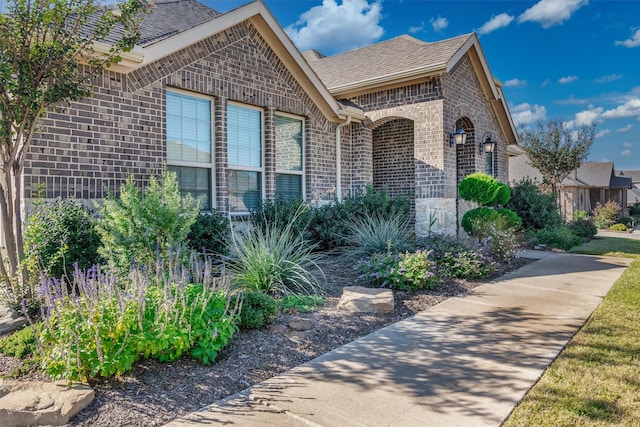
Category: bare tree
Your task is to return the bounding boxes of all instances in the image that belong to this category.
[0,0,150,303]
[519,119,595,195]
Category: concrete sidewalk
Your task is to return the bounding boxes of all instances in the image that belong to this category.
[165,252,632,427]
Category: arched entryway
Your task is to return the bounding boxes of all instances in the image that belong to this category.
[371,117,415,200]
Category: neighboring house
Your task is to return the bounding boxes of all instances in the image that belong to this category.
[26,0,518,236]
[620,170,640,206]
[509,155,632,220]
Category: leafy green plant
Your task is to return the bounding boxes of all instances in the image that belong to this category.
[496,208,522,230]
[24,198,101,281]
[225,210,324,296]
[618,217,635,228]
[470,215,521,261]
[277,295,325,313]
[96,170,199,275]
[458,173,510,206]
[251,197,313,241]
[610,223,627,232]
[592,201,621,229]
[36,254,237,381]
[461,207,500,238]
[420,234,496,279]
[573,210,589,221]
[0,326,37,359]
[356,250,439,291]
[568,218,597,238]
[188,212,231,256]
[536,226,582,251]
[233,291,278,330]
[507,179,563,231]
[343,213,414,259]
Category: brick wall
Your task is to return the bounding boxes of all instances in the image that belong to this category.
[26,21,338,211]
[372,118,415,198]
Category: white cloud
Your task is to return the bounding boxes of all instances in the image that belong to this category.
[601,98,640,120]
[511,103,547,126]
[285,0,384,54]
[622,149,632,156]
[430,16,448,32]
[518,0,588,29]
[556,95,588,105]
[409,22,424,34]
[559,75,578,84]
[595,74,623,83]
[477,13,514,35]
[616,29,640,48]
[617,124,633,133]
[564,107,604,129]
[595,129,611,138]
[540,79,550,88]
[623,142,633,148]
[504,78,527,88]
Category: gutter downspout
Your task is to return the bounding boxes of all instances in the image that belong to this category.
[335,115,352,201]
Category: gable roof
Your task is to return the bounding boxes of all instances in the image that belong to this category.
[305,33,518,146]
[621,170,640,183]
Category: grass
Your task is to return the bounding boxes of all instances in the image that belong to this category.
[504,238,640,426]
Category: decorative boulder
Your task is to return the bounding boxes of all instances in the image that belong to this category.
[0,306,28,335]
[0,380,94,427]
[338,286,394,314]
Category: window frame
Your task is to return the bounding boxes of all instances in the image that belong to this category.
[165,88,216,211]
[226,101,265,215]
[275,111,306,201]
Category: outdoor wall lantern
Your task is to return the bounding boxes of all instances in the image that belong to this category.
[449,127,467,147]
[480,133,495,155]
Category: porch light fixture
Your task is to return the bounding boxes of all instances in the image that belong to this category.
[481,133,495,155]
[449,127,467,147]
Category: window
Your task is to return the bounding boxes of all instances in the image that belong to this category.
[166,90,213,210]
[227,103,263,213]
[275,113,304,200]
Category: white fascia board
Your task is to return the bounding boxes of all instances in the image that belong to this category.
[328,63,446,95]
[92,41,145,66]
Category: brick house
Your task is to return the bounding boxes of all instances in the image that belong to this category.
[26,0,517,236]
[509,155,632,220]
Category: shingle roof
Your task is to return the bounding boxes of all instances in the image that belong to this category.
[304,33,472,90]
[576,161,616,187]
[89,0,220,47]
[621,170,640,183]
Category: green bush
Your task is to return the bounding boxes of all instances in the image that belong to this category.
[593,201,621,229]
[507,179,563,231]
[356,250,439,291]
[96,170,199,275]
[458,173,509,206]
[188,212,231,256]
[225,213,324,296]
[234,291,278,329]
[420,234,496,279]
[24,198,101,280]
[277,295,325,313]
[461,207,500,237]
[568,218,597,238]
[496,208,522,230]
[343,213,414,259]
[0,326,37,359]
[473,215,521,262]
[610,223,628,232]
[573,210,589,221]
[37,256,237,381]
[536,226,582,251]
[618,217,636,228]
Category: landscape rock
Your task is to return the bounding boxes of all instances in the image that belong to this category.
[338,286,394,314]
[0,306,28,335]
[0,379,94,427]
[266,324,288,335]
[288,319,312,331]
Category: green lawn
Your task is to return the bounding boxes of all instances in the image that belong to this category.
[504,238,640,426]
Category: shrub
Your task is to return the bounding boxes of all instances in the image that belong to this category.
[507,179,563,231]
[277,295,325,313]
[573,210,589,221]
[592,201,621,229]
[224,213,324,296]
[536,226,582,251]
[0,326,37,359]
[188,212,231,256]
[356,250,439,291]
[568,218,597,238]
[37,255,237,381]
[618,217,636,228]
[458,173,509,206]
[24,198,101,281]
[96,170,199,275]
[251,197,313,241]
[234,291,278,329]
[343,213,414,259]
[496,208,522,230]
[420,234,496,279]
[610,223,628,232]
[461,207,500,238]
[471,215,521,262]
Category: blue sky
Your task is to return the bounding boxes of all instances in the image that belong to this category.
[209,0,640,171]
